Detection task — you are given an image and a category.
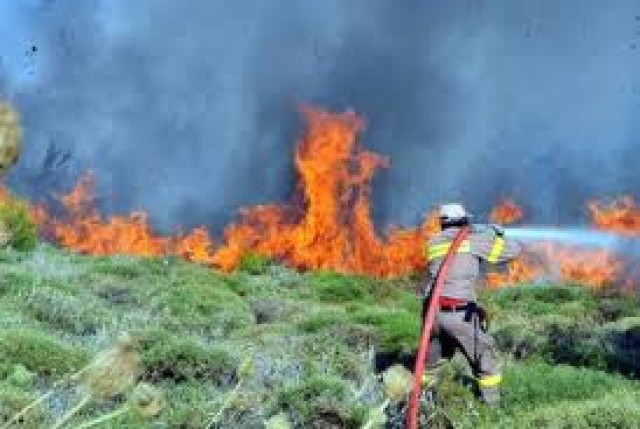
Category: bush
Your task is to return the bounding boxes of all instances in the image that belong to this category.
[520,392,640,429]
[23,287,110,334]
[501,362,632,410]
[297,309,349,333]
[0,329,88,377]
[595,295,640,322]
[350,306,419,353]
[140,330,236,384]
[0,383,47,427]
[544,321,608,370]
[492,315,548,360]
[157,279,254,335]
[0,195,37,251]
[163,382,215,428]
[237,252,273,275]
[298,337,365,381]
[250,298,294,324]
[91,255,171,279]
[303,271,401,305]
[276,375,366,428]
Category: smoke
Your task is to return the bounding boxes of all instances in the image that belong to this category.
[0,1,638,234]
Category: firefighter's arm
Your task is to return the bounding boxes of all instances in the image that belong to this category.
[471,228,522,264]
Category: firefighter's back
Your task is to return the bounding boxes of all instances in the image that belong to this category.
[427,226,521,302]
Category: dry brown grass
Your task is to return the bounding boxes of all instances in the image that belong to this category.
[0,102,21,177]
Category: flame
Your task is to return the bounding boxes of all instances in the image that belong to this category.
[486,242,623,289]
[490,199,523,225]
[14,106,635,288]
[485,199,627,288]
[35,173,216,264]
[212,107,438,276]
[588,196,640,236]
[42,174,171,257]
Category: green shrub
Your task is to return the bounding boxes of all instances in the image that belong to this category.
[157,279,254,335]
[297,309,349,333]
[276,375,366,428]
[351,307,419,353]
[140,330,236,384]
[0,195,37,251]
[163,382,213,428]
[237,252,273,275]
[0,383,47,427]
[23,287,110,334]
[492,315,548,360]
[501,362,633,410]
[486,285,596,319]
[91,255,171,279]
[250,298,294,324]
[0,272,34,296]
[543,322,608,370]
[0,329,88,377]
[298,338,365,381]
[304,271,401,305]
[595,295,640,322]
[520,392,640,429]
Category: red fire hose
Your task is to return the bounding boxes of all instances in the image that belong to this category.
[406,226,471,429]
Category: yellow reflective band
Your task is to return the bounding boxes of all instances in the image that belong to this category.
[427,240,471,261]
[487,237,505,263]
[478,374,502,388]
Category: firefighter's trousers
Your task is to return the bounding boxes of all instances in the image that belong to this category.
[425,306,501,405]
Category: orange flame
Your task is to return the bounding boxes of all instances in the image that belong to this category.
[212,107,438,276]
[43,174,171,257]
[36,173,216,264]
[483,199,626,288]
[588,196,640,236]
[19,106,634,288]
[486,242,623,289]
[490,199,523,225]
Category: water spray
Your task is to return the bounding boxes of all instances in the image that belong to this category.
[501,226,640,256]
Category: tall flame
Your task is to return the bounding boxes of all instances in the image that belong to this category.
[212,107,438,276]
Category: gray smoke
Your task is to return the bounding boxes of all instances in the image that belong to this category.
[0,1,639,235]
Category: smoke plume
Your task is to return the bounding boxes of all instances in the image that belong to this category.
[0,1,638,234]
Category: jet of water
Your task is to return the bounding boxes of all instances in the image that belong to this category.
[502,226,640,256]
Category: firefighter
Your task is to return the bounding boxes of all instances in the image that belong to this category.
[418,203,521,406]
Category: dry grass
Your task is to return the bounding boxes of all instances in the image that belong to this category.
[0,102,21,177]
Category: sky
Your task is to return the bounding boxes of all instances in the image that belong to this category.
[0,0,639,233]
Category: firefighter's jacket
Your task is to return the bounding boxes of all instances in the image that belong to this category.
[423,226,522,302]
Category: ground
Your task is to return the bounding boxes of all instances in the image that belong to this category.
[0,246,639,428]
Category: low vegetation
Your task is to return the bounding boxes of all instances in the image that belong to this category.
[0,245,639,428]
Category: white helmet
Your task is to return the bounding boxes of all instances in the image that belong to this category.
[439,203,472,222]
